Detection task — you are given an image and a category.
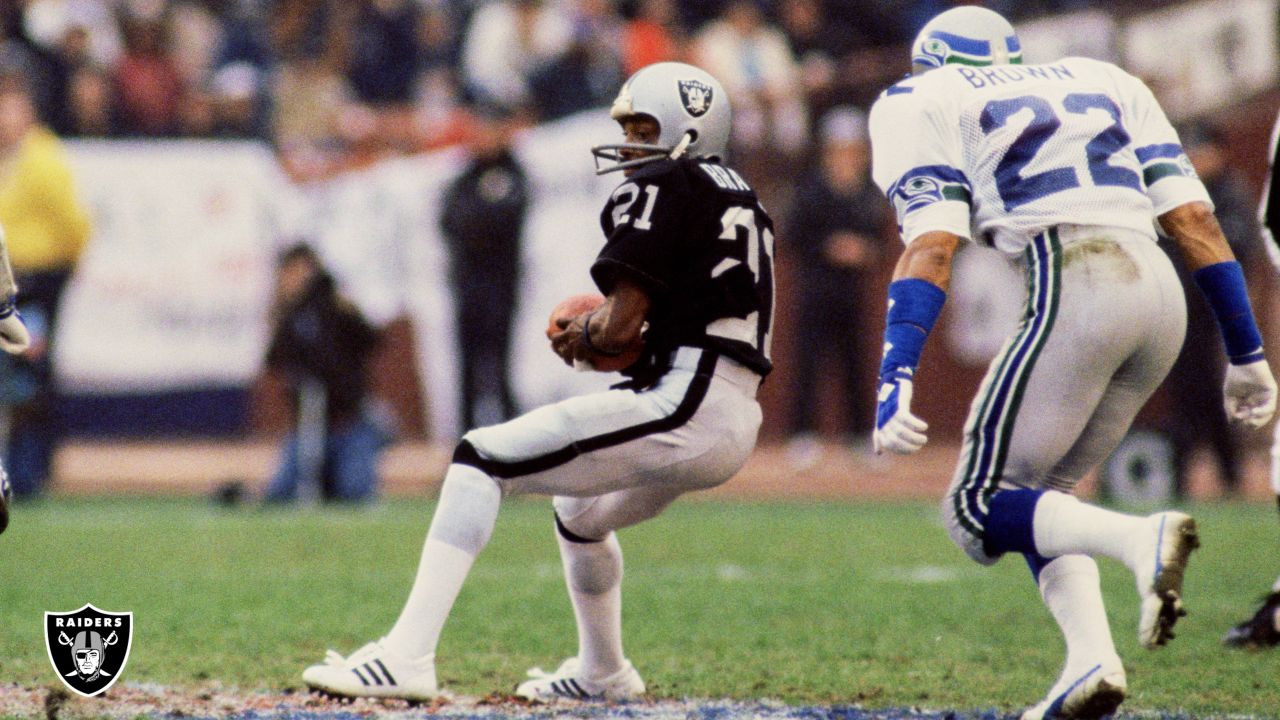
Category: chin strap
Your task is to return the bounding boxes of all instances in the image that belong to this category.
[668,131,693,160]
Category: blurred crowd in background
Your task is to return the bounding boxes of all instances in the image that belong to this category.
[0,0,1271,503]
[0,0,1115,180]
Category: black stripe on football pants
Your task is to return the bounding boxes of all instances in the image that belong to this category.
[453,351,719,479]
[1267,127,1280,252]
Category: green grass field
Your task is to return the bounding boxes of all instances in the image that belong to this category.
[2,496,1279,717]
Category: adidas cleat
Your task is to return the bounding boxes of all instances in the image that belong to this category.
[1021,661,1126,720]
[1223,591,1280,649]
[302,639,438,702]
[1133,512,1199,649]
[515,657,645,702]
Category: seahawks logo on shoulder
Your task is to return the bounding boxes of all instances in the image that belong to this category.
[894,176,945,215]
[678,79,713,118]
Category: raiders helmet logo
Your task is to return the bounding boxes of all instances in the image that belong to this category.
[45,604,133,697]
[678,79,713,118]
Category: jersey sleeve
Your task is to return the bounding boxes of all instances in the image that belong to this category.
[869,79,974,245]
[591,165,690,297]
[1109,63,1212,216]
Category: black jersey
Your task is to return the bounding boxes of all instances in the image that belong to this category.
[591,157,775,379]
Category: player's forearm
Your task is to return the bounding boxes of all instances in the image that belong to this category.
[893,231,961,290]
[1159,201,1235,270]
[1163,202,1266,364]
[586,280,650,354]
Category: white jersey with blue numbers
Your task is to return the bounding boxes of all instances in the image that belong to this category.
[869,56,1212,256]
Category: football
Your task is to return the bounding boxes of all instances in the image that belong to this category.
[546,293,643,372]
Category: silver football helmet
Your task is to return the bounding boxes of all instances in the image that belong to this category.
[592,62,731,175]
[910,6,1022,76]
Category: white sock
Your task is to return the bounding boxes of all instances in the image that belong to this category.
[1032,491,1147,569]
[1038,555,1121,677]
[558,528,625,680]
[382,465,502,660]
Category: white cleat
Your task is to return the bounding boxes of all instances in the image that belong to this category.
[302,639,438,702]
[1133,512,1200,649]
[515,656,645,702]
[1021,660,1127,720]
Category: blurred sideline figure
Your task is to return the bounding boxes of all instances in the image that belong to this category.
[784,105,889,467]
[301,62,773,703]
[1163,121,1260,497]
[1223,109,1280,649]
[440,101,529,429]
[869,7,1275,718]
[261,244,385,504]
[0,220,33,533]
[0,65,90,499]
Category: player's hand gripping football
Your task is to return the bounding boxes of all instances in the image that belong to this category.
[874,367,928,455]
[0,296,30,355]
[1223,358,1277,428]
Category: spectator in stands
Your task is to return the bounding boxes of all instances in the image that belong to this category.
[694,0,807,155]
[263,243,386,504]
[784,106,890,466]
[528,0,623,121]
[347,0,422,108]
[620,0,683,76]
[411,4,468,151]
[207,60,266,139]
[777,0,859,105]
[113,13,184,136]
[440,101,528,429]
[1163,121,1261,496]
[459,0,571,110]
[63,63,116,136]
[0,67,91,498]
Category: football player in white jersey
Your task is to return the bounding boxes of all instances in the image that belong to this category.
[300,62,775,703]
[1223,110,1280,650]
[869,7,1277,719]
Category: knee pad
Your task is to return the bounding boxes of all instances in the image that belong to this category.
[555,511,604,544]
[425,464,502,554]
[552,496,605,541]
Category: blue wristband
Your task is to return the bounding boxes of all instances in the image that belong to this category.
[0,294,14,319]
[1192,261,1264,365]
[879,278,947,377]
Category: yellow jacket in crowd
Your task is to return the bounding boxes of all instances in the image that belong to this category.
[0,127,90,273]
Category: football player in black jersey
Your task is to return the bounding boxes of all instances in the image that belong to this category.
[302,62,775,703]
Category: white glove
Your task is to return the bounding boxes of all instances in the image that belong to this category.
[1224,358,1277,429]
[874,369,929,455]
[0,307,29,355]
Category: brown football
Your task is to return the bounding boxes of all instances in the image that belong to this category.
[546,293,643,372]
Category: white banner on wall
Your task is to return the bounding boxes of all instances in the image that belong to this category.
[56,140,284,393]
[53,114,626,439]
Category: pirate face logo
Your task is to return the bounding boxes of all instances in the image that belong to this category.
[677,79,713,118]
[45,604,133,697]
